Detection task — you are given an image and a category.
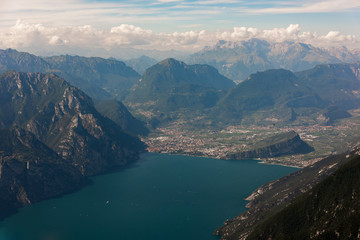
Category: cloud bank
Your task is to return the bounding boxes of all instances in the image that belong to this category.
[0,20,358,59]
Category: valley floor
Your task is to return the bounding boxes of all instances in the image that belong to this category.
[144,108,360,168]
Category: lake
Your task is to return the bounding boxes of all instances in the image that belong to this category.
[0,153,296,240]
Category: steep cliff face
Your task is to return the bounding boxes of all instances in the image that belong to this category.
[0,128,85,220]
[0,71,146,220]
[227,131,314,160]
[0,71,145,176]
[215,146,360,240]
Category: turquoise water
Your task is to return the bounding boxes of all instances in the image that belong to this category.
[0,153,296,240]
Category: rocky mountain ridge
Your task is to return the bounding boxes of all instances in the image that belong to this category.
[0,48,141,100]
[226,131,314,159]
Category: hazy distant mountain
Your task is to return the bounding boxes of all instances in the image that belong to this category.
[0,48,51,73]
[124,55,158,75]
[211,63,360,124]
[0,71,145,176]
[187,39,360,82]
[0,49,141,100]
[45,55,140,100]
[327,46,360,62]
[126,58,235,113]
[31,46,190,62]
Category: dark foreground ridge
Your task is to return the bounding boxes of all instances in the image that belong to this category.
[247,149,360,240]
[215,146,360,239]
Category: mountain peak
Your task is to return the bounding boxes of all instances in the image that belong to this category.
[4,48,18,53]
[158,58,184,67]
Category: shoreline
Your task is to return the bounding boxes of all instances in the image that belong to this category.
[146,150,303,168]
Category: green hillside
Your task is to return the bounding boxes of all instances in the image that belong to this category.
[211,64,360,124]
[126,58,234,114]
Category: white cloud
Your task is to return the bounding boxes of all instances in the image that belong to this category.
[48,35,68,46]
[0,20,358,58]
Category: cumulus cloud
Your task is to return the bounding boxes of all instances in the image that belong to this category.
[0,20,358,58]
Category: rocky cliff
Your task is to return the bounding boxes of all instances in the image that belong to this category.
[0,127,85,220]
[227,131,314,160]
[0,71,145,219]
[0,71,145,176]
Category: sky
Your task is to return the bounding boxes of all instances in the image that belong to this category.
[0,0,359,59]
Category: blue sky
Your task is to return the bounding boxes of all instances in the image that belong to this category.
[0,0,359,57]
[1,0,359,34]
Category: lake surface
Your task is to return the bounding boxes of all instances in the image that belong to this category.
[0,153,296,240]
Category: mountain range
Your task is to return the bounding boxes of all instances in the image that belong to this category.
[187,39,360,82]
[2,48,359,128]
[125,59,360,127]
